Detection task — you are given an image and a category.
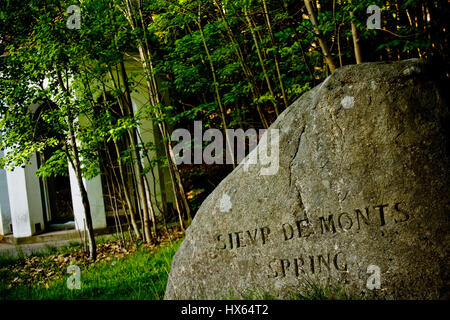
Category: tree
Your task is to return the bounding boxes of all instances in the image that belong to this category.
[0,1,100,259]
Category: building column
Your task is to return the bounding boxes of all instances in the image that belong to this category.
[0,149,12,236]
[5,153,45,238]
[68,164,106,231]
[131,99,174,211]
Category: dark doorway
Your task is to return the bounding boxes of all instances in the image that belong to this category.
[45,173,74,224]
[33,102,75,230]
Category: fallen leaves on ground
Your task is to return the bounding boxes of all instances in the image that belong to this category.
[1,226,184,289]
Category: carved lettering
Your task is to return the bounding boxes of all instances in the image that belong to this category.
[216,234,226,250]
[319,215,337,234]
[374,204,388,226]
[317,253,331,273]
[260,227,271,244]
[280,259,291,277]
[337,212,353,231]
[282,223,294,241]
[228,233,234,249]
[309,255,315,274]
[246,229,258,244]
[235,231,246,248]
[393,202,409,223]
[269,252,347,278]
[216,226,271,250]
[294,256,305,277]
[268,259,278,278]
[333,252,348,271]
[356,207,370,230]
[295,218,314,238]
[218,201,409,252]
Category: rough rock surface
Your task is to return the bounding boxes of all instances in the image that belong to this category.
[165,59,449,299]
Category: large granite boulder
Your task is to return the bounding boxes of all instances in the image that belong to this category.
[165,59,449,299]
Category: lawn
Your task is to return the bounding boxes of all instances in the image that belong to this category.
[0,238,183,300]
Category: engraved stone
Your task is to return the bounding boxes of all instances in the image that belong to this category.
[165,59,450,299]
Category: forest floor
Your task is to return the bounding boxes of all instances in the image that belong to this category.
[0,227,184,299]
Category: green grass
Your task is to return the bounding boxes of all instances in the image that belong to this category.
[220,282,362,300]
[292,280,362,300]
[0,239,182,300]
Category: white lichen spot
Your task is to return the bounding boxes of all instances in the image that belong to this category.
[341,96,355,109]
[370,80,377,91]
[275,280,284,290]
[281,124,291,135]
[402,66,420,76]
[219,193,232,213]
[322,179,330,189]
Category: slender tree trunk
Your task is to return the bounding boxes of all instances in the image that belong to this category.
[212,0,269,128]
[129,161,145,237]
[105,175,123,246]
[405,8,423,58]
[99,83,142,241]
[196,15,236,168]
[118,60,155,241]
[304,0,336,72]
[126,122,153,243]
[108,67,153,244]
[261,0,288,109]
[110,139,142,240]
[337,22,343,67]
[349,10,362,64]
[57,70,97,261]
[110,2,154,242]
[122,0,192,228]
[143,174,159,239]
[244,6,279,116]
[139,2,193,223]
[135,129,167,218]
[68,127,97,261]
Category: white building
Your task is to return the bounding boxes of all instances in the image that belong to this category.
[0,58,175,239]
